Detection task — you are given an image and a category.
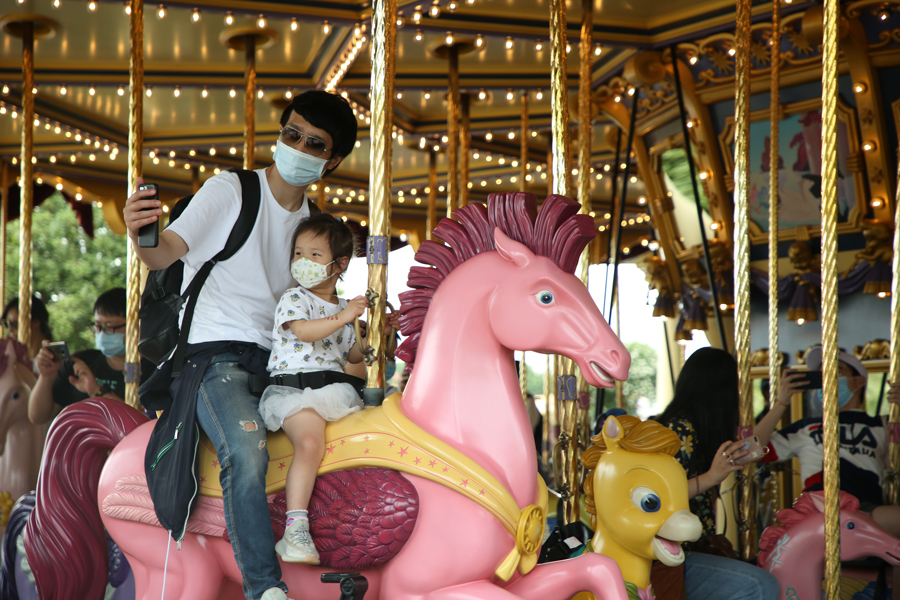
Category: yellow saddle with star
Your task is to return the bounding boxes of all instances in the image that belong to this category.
[197,393,547,580]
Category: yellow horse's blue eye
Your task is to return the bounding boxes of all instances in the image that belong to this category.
[631,486,661,513]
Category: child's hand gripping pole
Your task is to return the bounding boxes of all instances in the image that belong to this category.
[352,289,395,366]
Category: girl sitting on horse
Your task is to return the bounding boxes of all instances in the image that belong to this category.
[258,214,370,564]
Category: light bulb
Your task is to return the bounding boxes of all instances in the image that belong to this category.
[89,85,96,96]
[257,14,267,29]
[291,18,298,31]
[201,87,208,98]
[535,89,543,100]
[156,4,166,19]
[146,86,153,97]
[429,4,441,18]
[173,86,181,97]
[505,36,514,49]
[224,11,234,26]
[423,90,431,99]
[415,29,423,42]
[445,32,454,45]
[229,87,237,98]
[191,8,201,22]
[322,21,331,35]
[87,0,97,11]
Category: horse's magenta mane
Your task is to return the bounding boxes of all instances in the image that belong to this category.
[0,338,32,378]
[395,193,595,367]
[758,491,859,561]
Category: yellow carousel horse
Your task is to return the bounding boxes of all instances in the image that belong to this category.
[579,415,703,600]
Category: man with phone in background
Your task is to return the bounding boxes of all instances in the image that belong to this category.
[28,288,153,424]
[754,347,900,535]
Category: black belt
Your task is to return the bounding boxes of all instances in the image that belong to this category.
[249,371,365,399]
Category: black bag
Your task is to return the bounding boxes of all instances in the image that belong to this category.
[138,169,262,370]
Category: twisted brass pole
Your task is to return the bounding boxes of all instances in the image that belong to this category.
[549,0,571,199]
[446,48,460,218]
[769,0,782,404]
[543,354,550,465]
[459,93,470,209]
[0,161,7,308]
[888,146,900,505]
[317,183,326,211]
[243,38,257,170]
[427,150,438,240]
[18,23,34,350]
[577,0,594,435]
[733,0,754,559]
[519,351,528,399]
[366,0,396,396]
[821,0,842,596]
[520,93,529,192]
[125,0,144,409]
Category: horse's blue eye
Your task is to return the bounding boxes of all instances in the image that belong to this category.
[11,392,19,400]
[631,487,660,512]
[535,291,555,306]
[846,522,855,530]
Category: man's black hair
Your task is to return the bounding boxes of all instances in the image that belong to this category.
[279,91,358,178]
[93,288,127,318]
[3,295,52,340]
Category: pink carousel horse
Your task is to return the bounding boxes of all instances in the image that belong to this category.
[758,491,900,600]
[0,338,46,520]
[24,193,632,600]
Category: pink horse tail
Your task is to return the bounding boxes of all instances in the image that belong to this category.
[24,397,149,600]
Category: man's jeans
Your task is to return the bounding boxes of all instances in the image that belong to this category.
[684,551,780,600]
[196,352,287,600]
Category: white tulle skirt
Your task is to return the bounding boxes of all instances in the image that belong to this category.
[258,382,363,431]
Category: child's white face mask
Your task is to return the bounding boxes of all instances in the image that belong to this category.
[292,257,336,289]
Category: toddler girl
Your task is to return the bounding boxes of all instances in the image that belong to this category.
[259,213,368,564]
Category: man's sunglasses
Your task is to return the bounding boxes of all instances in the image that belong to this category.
[279,127,330,157]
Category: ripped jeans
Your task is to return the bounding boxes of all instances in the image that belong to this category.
[196,352,287,600]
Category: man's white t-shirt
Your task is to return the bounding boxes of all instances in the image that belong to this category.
[165,169,310,349]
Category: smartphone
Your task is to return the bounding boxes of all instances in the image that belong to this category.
[45,341,70,362]
[137,183,160,248]
[789,370,823,391]
[732,435,769,466]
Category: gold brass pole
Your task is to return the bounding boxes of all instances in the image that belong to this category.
[549,0,571,199]
[446,48,460,218]
[768,1,782,404]
[459,93,470,209]
[191,166,201,194]
[888,146,900,505]
[427,150,438,240]
[519,350,528,399]
[577,0,594,438]
[520,93,529,192]
[733,0,754,559]
[547,147,554,196]
[18,23,35,350]
[125,0,145,409]
[0,160,7,307]
[244,38,257,170]
[366,0,397,395]
[318,183,327,211]
[821,0,842,596]
[550,0,577,526]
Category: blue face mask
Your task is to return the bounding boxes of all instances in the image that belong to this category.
[95,331,126,358]
[273,139,328,187]
[813,376,856,409]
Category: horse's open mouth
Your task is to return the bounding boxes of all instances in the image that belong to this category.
[652,536,685,566]
[590,361,615,385]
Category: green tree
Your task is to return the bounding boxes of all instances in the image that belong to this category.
[622,341,657,414]
[4,193,128,352]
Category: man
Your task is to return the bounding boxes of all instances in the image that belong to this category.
[29,288,152,424]
[755,347,900,535]
[124,90,357,600]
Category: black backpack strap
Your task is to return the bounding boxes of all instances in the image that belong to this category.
[171,169,262,376]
